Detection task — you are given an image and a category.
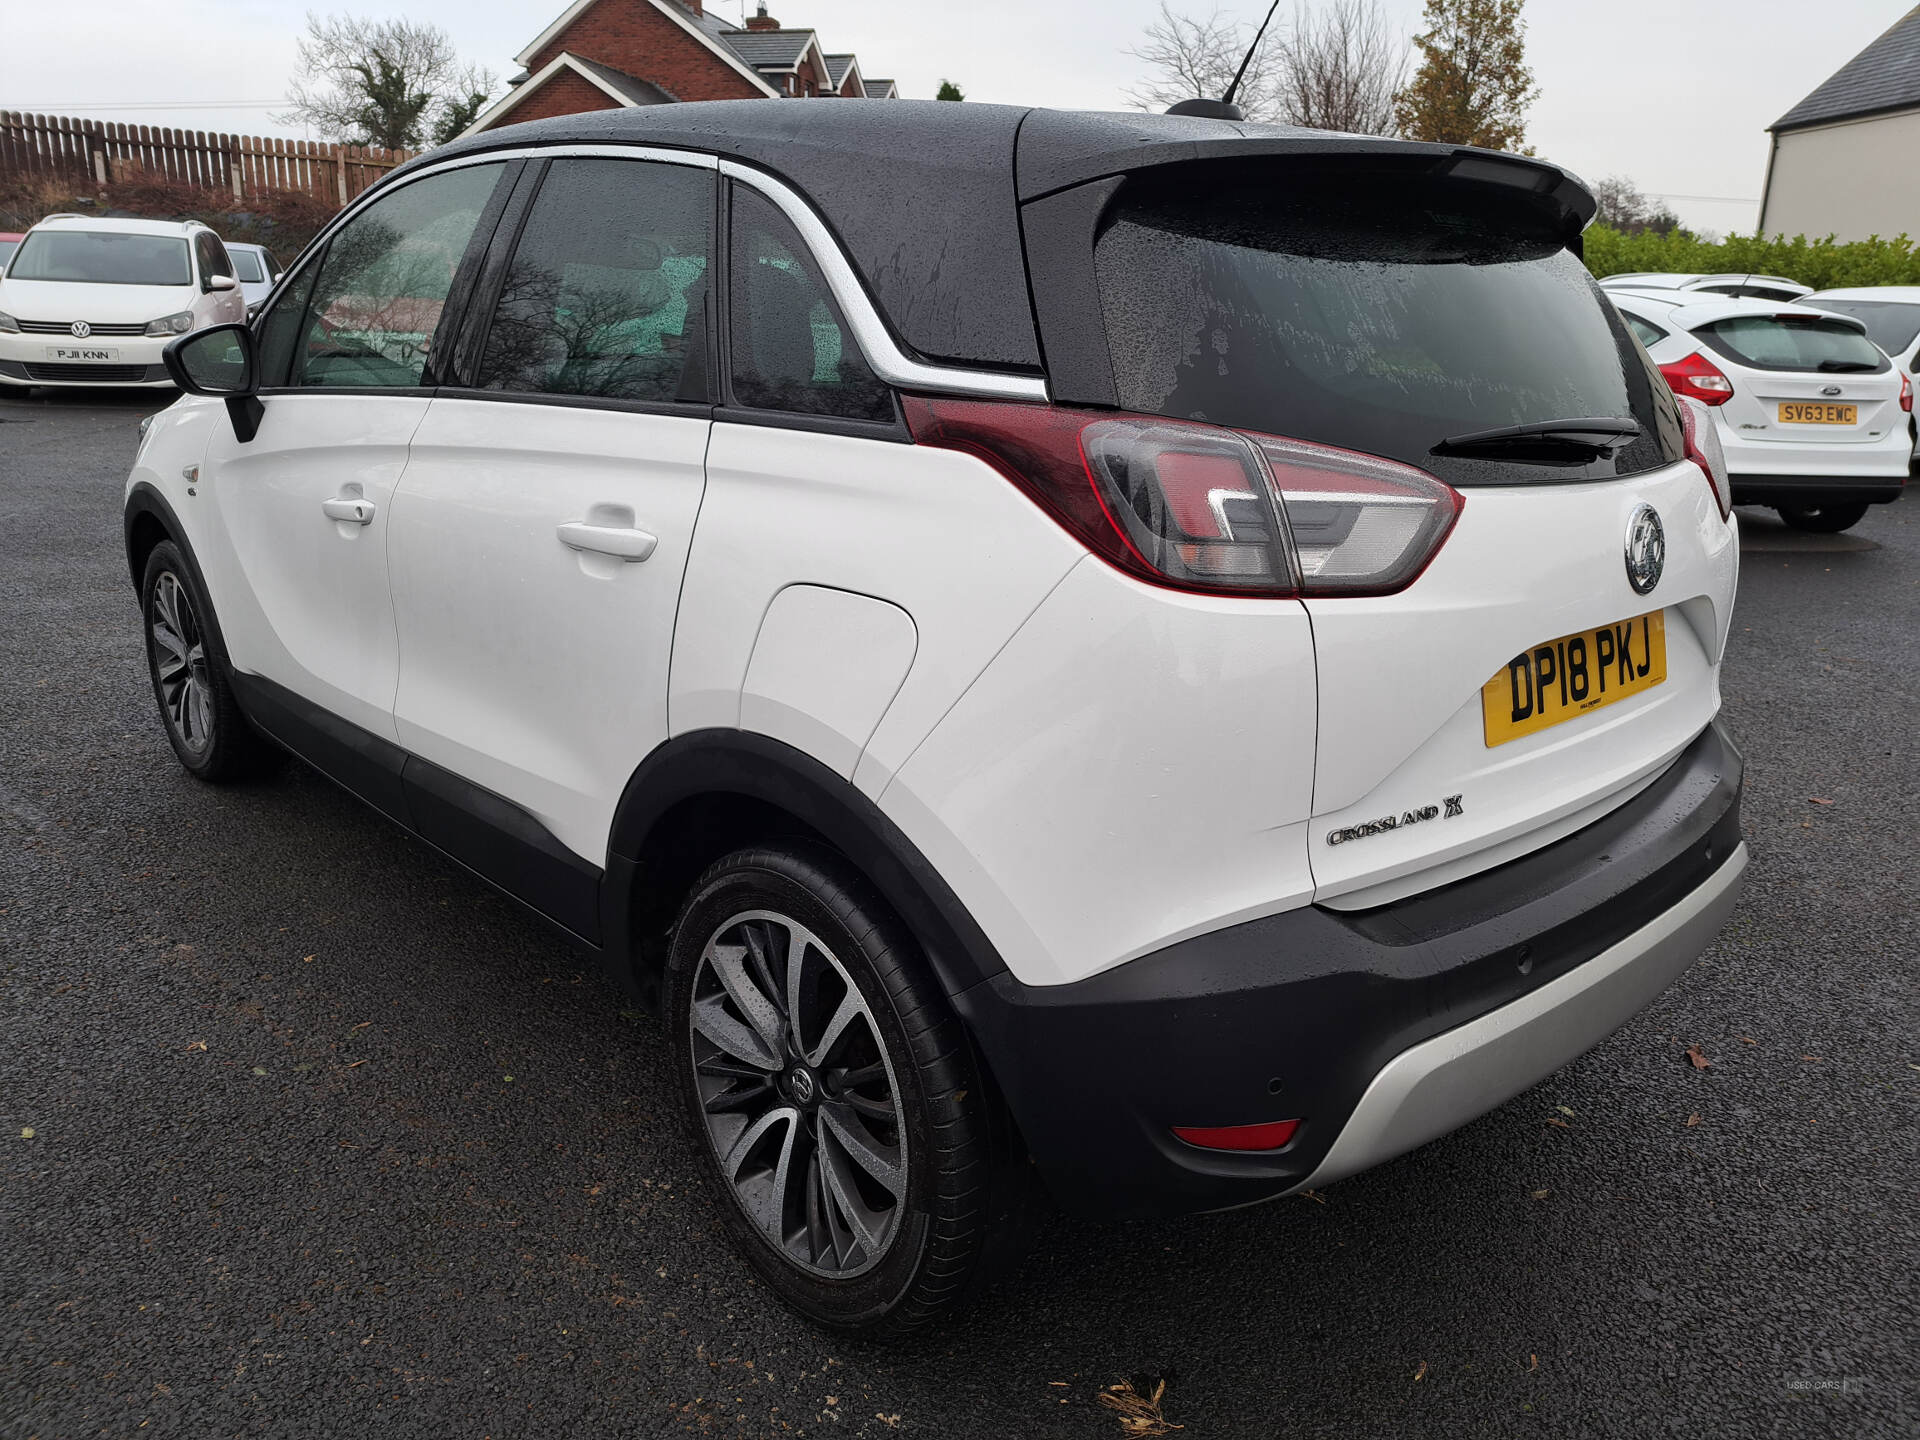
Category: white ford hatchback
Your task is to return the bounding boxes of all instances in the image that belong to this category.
[124,103,1746,1335]
[0,215,246,391]
[1610,286,1911,531]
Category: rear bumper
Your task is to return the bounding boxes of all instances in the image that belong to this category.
[956,720,1745,1220]
[1730,472,1906,506]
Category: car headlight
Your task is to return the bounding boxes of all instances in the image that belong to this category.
[0,311,19,334]
[144,311,194,337]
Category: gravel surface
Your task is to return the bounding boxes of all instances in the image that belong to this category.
[3,388,1915,1438]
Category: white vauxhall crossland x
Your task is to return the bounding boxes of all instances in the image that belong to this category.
[124,102,1747,1335]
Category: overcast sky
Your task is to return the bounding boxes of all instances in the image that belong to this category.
[3,0,1909,234]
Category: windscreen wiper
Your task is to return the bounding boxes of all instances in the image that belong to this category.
[1432,417,1642,459]
[1815,359,1878,373]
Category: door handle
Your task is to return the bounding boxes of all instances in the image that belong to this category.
[322,497,375,525]
[557,520,657,562]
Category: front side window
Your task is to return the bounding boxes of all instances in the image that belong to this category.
[1695,315,1887,373]
[229,249,267,284]
[8,231,190,286]
[475,158,712,403]
[195,233,233,291]
[287,163,506,389]
[1094,163,1684,483]
[727,186,893,422]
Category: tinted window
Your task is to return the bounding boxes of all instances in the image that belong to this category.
[195,233,233,290]
[1095,165,1684,483]
[1805,298,1920,357]
[9,231,190,286]
[1621,312,1668,348]
[476,158,711,403]
[288,164,504,388]
[257,259,322,388]
[1695,315,1886,373]
[229,249,267,284]
[728,187,893,422]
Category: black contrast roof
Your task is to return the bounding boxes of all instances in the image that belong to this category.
[1774,5,1920,131]
[392,101,1596,375]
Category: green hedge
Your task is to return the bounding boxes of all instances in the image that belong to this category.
[1584,224,1920,290]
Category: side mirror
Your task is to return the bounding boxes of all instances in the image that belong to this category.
[164,323,264,442]
[208,272,238,292]
[272,272,284,284]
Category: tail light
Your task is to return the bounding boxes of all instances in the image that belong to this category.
[1901,371,1913,413]
[1172,1119,1301,1152]
[1660,351,1733,406]
[902,396,1463,598]
[1677,396,1732,521]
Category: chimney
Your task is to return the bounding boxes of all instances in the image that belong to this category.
[746,3,780,31]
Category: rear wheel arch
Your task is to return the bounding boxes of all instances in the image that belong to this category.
[604,730,1009,1010]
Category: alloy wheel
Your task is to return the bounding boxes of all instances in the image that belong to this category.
[688,909,907,1278]
[150,571,214,755]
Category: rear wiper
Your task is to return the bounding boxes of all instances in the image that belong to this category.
[1815,359,1877,372]
[1432,417,1642,459]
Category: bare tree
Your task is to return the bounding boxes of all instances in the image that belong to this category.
[1590,175,1681,236]
[1125,4,1281,120]
[279,13,496,152]
[1272,0,1407,135]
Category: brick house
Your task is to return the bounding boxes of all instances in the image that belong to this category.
[462,0,899,137]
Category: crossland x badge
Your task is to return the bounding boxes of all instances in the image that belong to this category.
[1625,504,1665,596]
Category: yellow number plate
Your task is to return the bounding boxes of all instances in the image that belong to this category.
[1778,402,1856,424]
[1481,611,1666,747]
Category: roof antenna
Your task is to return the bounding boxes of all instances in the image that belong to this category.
[1167,0,1280,121]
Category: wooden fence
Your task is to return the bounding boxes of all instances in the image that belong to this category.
[0,112,412,204]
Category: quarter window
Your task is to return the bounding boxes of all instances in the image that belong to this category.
[475,158,713,403]
[727,186,893,422]
[286,163,506,389]
[1622,312,1668,349]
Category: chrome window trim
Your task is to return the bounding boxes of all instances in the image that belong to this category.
[719,158,1048,403]
[265,143,1049,405]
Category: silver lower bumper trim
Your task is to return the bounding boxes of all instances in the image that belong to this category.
[1293,842,1749,1193]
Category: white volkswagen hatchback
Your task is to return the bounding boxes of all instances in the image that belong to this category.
[125,103,1747,1335]
[1608,286,1910,530]
[0,215,245,392]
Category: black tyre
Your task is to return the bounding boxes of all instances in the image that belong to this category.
[666,844,1035,1337]
[1777,502,1869,533]
[140,540,281,781]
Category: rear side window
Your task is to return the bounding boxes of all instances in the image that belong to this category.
[286,163,505,389]
[1803,298,1920,357]
[727,187,893,422]
[476,158,712,404]
[1094,164,1683,483]
[229,249,267,284]
[1694,315,1886,373]
[1621,312,1668,349]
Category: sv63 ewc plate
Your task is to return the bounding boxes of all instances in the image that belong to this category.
[1482,610,1666,747]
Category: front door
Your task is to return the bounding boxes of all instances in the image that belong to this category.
[386,156,716,896]
[194,162,513,787]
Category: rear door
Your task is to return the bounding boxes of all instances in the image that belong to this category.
[385,154,716,930]
[1088,158,1740,907]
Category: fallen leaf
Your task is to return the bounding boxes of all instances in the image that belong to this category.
[1556,1105,1576,1117]
[350,1021,371,1032]
[502,1074,514,1083]
[876,1416,900,1430]
[1050,1381,1070,1387]
[343,1060,366,1070]
[1807,797,1833,805]
[1413,1360,1429,1382]
[1098,1378,1183,1436]
[1526,1354,1539,1373]
[1740,1036,1757,1045]
[1686,1114,1701,1128]
[20,1127,34,1139]
[1298,1188,1326,1204]
[1801,1056,1822,1063]
[1544,1117,1570,1129]
[251,1067,267,1077]
[302,954,315,963]
[1531,1189,1551,1201]
[1685,1045,1711,1070]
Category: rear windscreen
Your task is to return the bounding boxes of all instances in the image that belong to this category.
[1801,299,1920,358]
[1694,315,1886,374]
[9,231,191,286]
[1094,165,1684,484]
